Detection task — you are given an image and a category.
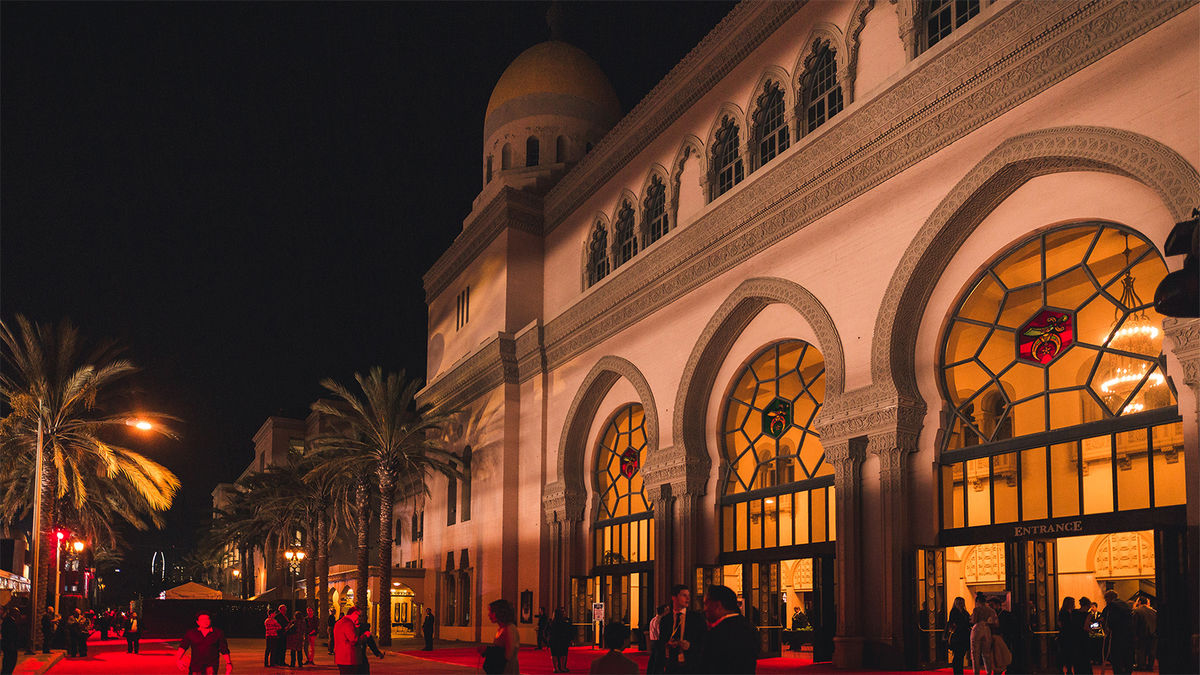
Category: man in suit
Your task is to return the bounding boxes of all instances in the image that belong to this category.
[658,584,706,674]
[701,585,759,674]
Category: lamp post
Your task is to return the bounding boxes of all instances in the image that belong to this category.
[284,548,306,610]
[53,531,66,616]
[232,568,241,600]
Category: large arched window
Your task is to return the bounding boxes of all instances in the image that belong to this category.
[923,0,981,52]
[593,404,653,567]
[709,116,745,201]
[586,221,610,287]
[643,175,669,245]
[613,201,637,267]
[802,46,843,135]
[939,223,1184,529]
[720,341,834,553]
[752,81,789,169]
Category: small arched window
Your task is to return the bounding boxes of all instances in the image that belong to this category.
[803,46,843,134]
[501,144,512,170]
[613,201,637,267]
[752,81,789,169]
[485,156,493,184]
[556,136,568,163]
[710,116,744,200]
[587,221,610,287]
[526,136,540,167]
[923,0,981,52]
[643,175,668,245]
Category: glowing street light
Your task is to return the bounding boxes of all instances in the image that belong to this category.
[284,548,306,609]
[125,419,154,431]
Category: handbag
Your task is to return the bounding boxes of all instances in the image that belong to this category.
[482,645,507,674]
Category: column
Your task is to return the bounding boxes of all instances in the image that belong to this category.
[673,491,700,586]
[826,438,866,669]
[1163,316,1200,672]
[652,484,675,604]
[868,427,919,666]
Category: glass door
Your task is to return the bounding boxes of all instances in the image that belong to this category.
[1022,539,1057,673]
[914,547,948,668]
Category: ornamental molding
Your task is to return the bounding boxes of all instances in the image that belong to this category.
[424,188,545,300]
[873,124,1200,400]
[844,0,898,102]
[534,0,1191,376]
[543,1,804,229]
[673,277,845,490]
[555,356,660,503]
[642,445,709,498]
[515,322,547,382]
[814,383,926,447]
[1164,317,1200,399]
[542,480,586,524]
[416,333,519,412]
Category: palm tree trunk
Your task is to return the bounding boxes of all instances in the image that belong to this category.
[318,510,330,638]
[355,480,370,616]
[377,469,396,646]
[34,469,57,651]
[306,513,317,613]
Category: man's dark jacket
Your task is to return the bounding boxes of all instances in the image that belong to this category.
[700,612,759,674]
[658,608,707,673]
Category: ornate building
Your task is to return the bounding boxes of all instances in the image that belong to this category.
[410,0,1198,670]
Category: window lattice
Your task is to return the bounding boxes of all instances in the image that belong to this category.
[587,222,610,287]
[613,201,637,267]
[644,176,668,245]
[925,0,981,51]
[805,47,843,134]
[711,116,744,200]
[723,340,828,495]
[753,81,789,167]
[596,404,650,520]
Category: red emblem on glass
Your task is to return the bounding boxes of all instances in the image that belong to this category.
[1018,308,1074,365]
[619,448,640,478]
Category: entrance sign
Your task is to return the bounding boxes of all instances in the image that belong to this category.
[592,602,604,623]
[1013,519,1083,538]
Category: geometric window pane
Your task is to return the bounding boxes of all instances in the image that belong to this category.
[722,340,826,495]
[595,404,651,521]
[804,48,842,134]
[644,175,669,245]
[753,80,789,167]
[940,223,1175,449]
[711,116,744,199]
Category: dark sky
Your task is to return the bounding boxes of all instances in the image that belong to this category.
[2,2,737,538]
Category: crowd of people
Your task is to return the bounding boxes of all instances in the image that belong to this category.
[943,590,1158,675]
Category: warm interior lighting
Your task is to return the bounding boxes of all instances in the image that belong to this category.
[232,569,241,577]
[1100,236,1166,415]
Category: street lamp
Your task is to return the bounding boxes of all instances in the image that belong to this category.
[284,548,306,609]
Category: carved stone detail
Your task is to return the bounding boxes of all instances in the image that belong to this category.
[542,480,586,524]
[873,125,1200,401]
[1164,317,1200,426]
[673,277,845,495]
[417,333,519,412]
[642,445,708,497]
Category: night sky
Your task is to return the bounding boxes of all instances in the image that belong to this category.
[2,2,737,543]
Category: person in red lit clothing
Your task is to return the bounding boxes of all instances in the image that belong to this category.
[175,613,232,675]
[333,606,370,675]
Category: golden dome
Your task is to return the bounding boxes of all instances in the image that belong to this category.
[485,41,621,124]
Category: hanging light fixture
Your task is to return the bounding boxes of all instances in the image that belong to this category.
[1100,235,1165,414]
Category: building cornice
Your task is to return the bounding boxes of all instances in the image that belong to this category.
[423,188,544,301]
[417,333,519,411]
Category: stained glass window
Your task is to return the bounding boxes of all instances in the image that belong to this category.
[710,116,744,200]
[613,201,637,267]
[753,81,789,168]
[593,404,653,568]
[938,223,1183,530]
[644,176,669,245]
[804,47,843,135]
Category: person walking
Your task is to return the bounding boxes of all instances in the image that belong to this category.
[970,592,997,675]
[421,608,435,651]
[125,611,141,654]
[1056,597,1077,674]
[39,607,55,654]
[479,599,519,675]
[175,612,232,675]
[356,613,383,673]
[700,584,759,675]
[646,604,669,675]
[535,608,548,650]
[96,610,109,642]
[1101,590,1133,675]
[549,606,572,674]
[1,606,20,675]
[1131,597,1156,672]
[333,606,369,675]
[286,610,306,668]
[947,597,971,675]
[588,621,638,674]
[326,608,336,655]
[304,607,318,665]
[69,609,87,658]
[659,584,705,674]
[263,608,281,667]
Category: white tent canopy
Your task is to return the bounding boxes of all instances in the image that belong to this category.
[163,581,223,600]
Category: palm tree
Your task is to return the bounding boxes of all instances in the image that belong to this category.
[0,316,179,651]
[310,368,459,646]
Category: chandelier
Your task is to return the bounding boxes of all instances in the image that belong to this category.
[1099,236,1165,414]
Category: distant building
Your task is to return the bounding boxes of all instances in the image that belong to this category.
[413,1,1198,671]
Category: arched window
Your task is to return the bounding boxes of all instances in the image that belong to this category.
[752,81,789,169]
[501,144,512,170]
[709,116,744,200]
[613,201,637,267]
[939,223,1184,530]
[458,570,471,625]
[587,221,610,287]
[643,175,669,245]
[802,46,843,135]
[556,136,568,163]
[444,572,457,626]
[593,404,653,568]
[526,136,540,167]
[720,341,833,553]
[923,0,981,52]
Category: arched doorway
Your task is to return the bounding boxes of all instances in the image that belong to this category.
[389,582,416,639]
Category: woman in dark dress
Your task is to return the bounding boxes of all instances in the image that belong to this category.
[1057,597,1077,674]
[548,606,572,673]
[947,597,972,675]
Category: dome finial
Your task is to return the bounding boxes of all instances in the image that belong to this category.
[546,1,565,41]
